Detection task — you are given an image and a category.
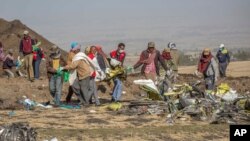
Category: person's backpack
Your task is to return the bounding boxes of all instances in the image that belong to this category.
[22,39,33,54]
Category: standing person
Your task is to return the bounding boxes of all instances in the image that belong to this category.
[161,47,175,87]
[198,48,219,90]
[133,42,168,81]
[65,42,79,103]
[32,39,45,80]
[169,42,180,82]
[19,30,35,82]
[109,43,126,102]
[2,49,15,78]
[216,44,230,78]
[62,45,95,106]
[110,43,126,66]
[46,45,66,106]
[162,48,174,70]
[0,42,5,62]
[86,46,101,106]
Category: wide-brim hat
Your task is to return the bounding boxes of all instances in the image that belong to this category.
[203,48,211,55]
[164,48,171,52]
[148,42,155,48]
[23,30,29,35]
[51,49,61,59]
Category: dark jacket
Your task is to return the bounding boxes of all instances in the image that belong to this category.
[134,50,168,76]
[46,55,66,79]
[3,57,15,69]
[96,53,107,71]
[216,49,230,63]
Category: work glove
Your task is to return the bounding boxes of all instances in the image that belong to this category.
[154,76,159,85]
[126,66,135,74]
[56,67,64,75]
[59,67,64,71]
[166,70,171,76]
[194,70,199,76]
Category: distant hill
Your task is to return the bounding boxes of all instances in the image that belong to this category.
[0,18,67,74]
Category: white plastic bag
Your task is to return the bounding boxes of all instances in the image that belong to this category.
[221,90,238,102]
[133,79,159,93]
[110,58,121,67]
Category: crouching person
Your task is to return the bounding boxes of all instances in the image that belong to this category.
[3,49,15,78]
[46,45,66,106]
[62,45,93,106]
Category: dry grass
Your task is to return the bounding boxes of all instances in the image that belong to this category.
[179,61,250,77]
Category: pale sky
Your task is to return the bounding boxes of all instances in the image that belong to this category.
[1,0,250,53]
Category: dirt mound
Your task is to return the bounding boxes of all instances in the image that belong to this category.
[0,18,67,74]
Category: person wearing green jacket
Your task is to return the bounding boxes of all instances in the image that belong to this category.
[32,39,45,80]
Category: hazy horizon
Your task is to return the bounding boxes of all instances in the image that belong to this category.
[1,0,250,54]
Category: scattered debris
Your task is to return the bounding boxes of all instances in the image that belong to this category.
[89,110,97,113]
[44,137,58,141]
[108,102,122,111]
[0,122,37,141]
[132,77,250,124]
[8,110,15,118]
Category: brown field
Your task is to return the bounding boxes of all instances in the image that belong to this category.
[0,61,249,141]
[179,61,250,77]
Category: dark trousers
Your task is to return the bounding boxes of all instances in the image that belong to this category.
[66,86,74,103]
[89,77,100,105]
[72,77,91,105]
[219,62,228,77]
[33,58,41,79]
[204,75,215,90]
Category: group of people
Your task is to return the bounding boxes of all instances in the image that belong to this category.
[0,30,45,80]
[48,42,127,106]
[0,30,231,106]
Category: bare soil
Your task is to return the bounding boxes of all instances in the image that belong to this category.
[0,18,249,141]
[0,69,249,140]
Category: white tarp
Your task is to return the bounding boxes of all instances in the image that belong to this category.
[133,79,159,94]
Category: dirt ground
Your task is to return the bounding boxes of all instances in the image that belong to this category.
[179,61,250,77]
[0,62,250,141]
